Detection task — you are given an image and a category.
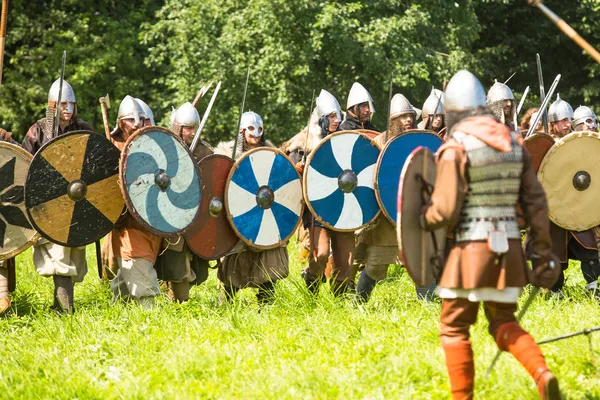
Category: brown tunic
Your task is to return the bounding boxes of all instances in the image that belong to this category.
[23,118,94,155]
[424,116,552,290]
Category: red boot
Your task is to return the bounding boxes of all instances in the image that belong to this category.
[443,341,475,400]
[496,322,560,400]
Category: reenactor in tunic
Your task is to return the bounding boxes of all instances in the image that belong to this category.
[214,112,289,304]
[104,96,162,308]
[572,105,598,132]
[153,102,210,302]
[422,70,560,400]
[419,87,446,138]
[487,80,518,132]
[339,82,379,132]
[23,79,93,313]
[355,94,420,303]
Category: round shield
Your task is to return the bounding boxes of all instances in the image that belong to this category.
[191,139,214,162]
[225,147,303,250]
[25,131,124,247]
[397,147,446,287]
[120,127,202,238]
[524,134,555,173]
[538,131,600,231]
[0,143,38,259]
[375,130,443,225]
[185,154,238,259]
[304,131,380,231]
[356,129,380,139]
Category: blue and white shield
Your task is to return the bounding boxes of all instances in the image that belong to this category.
[304,131,380,231]
[121,127,201,237]
[376,130,443,225]
[225,148,303,249]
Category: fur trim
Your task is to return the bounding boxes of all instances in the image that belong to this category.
[280,113,321,155]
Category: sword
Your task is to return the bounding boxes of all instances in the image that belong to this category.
[53,51,67,139]
[517,86,529,116]
[0,0,8,87]
[526,74,561,138]
[537,54,549,134]
[301,89,316,164]
[537,325,600,345]
[529,1,600,64]
[232,67,251,161]
[385,74,393,142]
[192,81,213,107]
[191,80,221,153]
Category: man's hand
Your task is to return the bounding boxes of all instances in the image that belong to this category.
[529,253,561,289]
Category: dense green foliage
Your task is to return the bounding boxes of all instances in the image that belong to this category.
[1,0,600,144]
[0,242,599,399]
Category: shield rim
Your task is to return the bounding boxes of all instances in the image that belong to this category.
[25,130,122,247]
[303,130,381,232]
[119,126,202,238]
[224,147,303,250]
[0,142,40,260]
[355,129,380,139]
[375,129,441,226]
[397,146,446,287]
[184,153,238,259]
[538,130,600,231]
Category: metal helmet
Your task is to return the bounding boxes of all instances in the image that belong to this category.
[346,82,375,115]
[117,95,143,126]
[48,78,77,114]
[486,80,515,104]
[240,111,264,137]
[422,87,444,117]
[445,70,487,113]
[548,94,574,123]
[572,105,597,130]
[390,93,416,119]
[315,89,341,120]
[172,102,200,127]
[135,98,155,126]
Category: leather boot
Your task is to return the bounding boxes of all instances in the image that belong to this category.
[301,268,321,295]
[330,279,351,297]
[171,281,190,303]
[496,322,560,400]
[355,269,377,303]
[442,341,474,400]
[52,275,74,314]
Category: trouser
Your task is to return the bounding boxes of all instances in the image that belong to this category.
[306,226,355,285]
[33,241,87,282]
[440,298,551,400]
[552,237,600,291]
[110,257,160,300]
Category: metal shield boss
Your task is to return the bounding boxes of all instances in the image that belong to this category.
[304,131,380,231]
[25,131,124,247]
[120,127,201,237]
[538,131,600,231]
[225,148,303,250]
[375,130,443,225]
[185,154,238,259]
[0,143,38,259]
[397,147,446,287]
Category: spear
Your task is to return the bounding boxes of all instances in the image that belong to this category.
[0,0,8,87]
[385,74,393,142]
[232,68,250,161]
[301,90,316,164]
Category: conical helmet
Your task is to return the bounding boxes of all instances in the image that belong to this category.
[486,80,514,104]
[422,87,444,117]
[548,94,573,123]
[346,82,375,115]
[135,98,155,126]
[315,89,341,121]
[572,105,597,129]
[390,94,416,119]
[445,70,487,113]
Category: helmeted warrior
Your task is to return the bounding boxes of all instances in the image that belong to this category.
[487,80,517,131]
[420,87,446,137]
[153,101,210,303]
[284,90,356,296]
[214,111,289,304]
[104,96,162,308]
[136,98,155,126]
[572,105,597,132]
[382,93,418,141]
[22,79,94,313]
[421,70,560,400]
[519,107,541,133]
[547,94,573,138]
[339,82,378,131]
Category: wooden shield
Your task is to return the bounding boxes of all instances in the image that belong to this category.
[397,147,446,287]
[375,130,443,226]
[0,143,38,259]
[356,129,380,139]
[191,139,214,162]
[524,134,555,173]
[225,148,303,250]
[185,154,238,259]
[25,131,124,247]
[538,131,600,231]
[120,127,202,238]
[304,131,380,232]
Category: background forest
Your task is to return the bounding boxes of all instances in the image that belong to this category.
[1,0,599,144]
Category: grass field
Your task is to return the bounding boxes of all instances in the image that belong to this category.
[0,240,599,400]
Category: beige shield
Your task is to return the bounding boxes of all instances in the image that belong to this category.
[538,131,600,231]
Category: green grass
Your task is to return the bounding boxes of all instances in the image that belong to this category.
[0,240,599,399]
